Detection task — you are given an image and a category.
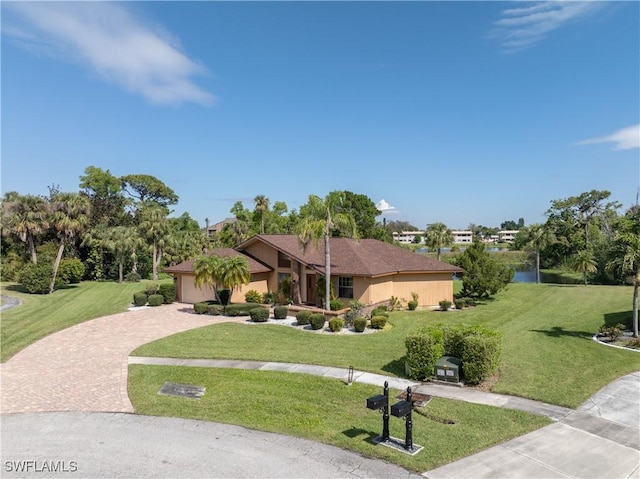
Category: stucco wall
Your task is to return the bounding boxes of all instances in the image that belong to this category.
[174,272,269,304]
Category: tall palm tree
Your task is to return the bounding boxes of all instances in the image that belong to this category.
[569,249,598,286]
[103,226,142,283]
[3,194,49,264]
[138,206,169,280]
[296,193,358,310]
[218,255,251,304]
[425,222,453,261]
[254,195,270,235]
[607,212,640,337]
[523,223,555,284]
[193,254,223,303]
[49,192,91,293]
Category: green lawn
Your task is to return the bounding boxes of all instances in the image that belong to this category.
[129,365,550,473]
[133,283,640,408]
[0,280,169,362]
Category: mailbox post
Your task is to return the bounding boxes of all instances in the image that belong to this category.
[390,386,414,451]
[366,381,390,441]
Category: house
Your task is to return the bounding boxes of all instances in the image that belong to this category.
[165,234,462,308]
[204,218,235,240]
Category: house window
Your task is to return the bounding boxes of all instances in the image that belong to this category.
[278,273,292,296]
[338,277,353,299]
[278,251,291,268]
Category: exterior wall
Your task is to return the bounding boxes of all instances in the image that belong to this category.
[390,272,454,306]
[173,272,269,304]
[242,242,280,292]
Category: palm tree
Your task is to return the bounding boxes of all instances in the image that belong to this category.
[254,195,269,234]
[569,249,598,286]
[523,223,555,284]
[296,193,358,310]
[103,226,142,283]
[49,192,91,293]
[607,211,640,337]
[217,255,251,304]
[425,222,453,261]
[3,194,49,264]
[138,206,169,280]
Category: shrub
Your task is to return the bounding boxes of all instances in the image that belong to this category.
[133,292,148,307]
[225,303,262,317]
[345,300,365,327]
[249,307,269,322]
[405,327,445,381]
[329,318,344,332]
[19,262,53,294]
[125,272,141,282]
[598,324,626,341]
[354,317,367,333]
[245,290,262,304]
[370,315,387,329]
[296,310,312,326]
[194,302,208,314]
[147,294,164,307]
[407,300,418,311]
[330,299,344,311]
[273,306,289,319]
[388,296,401,311]
[454,299,465,310]
[158,283,176,304]
[207,304,223,316]
[58,258,85,284]
[461,332,502,385]
[439,300,452,311]
[370,307,389,318]
[310,313,326,330]
[262,291,276,305]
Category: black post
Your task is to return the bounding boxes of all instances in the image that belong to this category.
[382,381,390,441]
[405,386,413,451]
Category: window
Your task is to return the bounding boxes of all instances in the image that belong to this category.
[338,277,353,299]
[278,251,291,268]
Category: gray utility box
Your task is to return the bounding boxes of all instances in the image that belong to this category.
[434,356,462,383]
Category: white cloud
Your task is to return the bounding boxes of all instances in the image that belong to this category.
[376,199,399,215]
[577,124,640,151]
[491,1,604,52]
[3,2,214,106]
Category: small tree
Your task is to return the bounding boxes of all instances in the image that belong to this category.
[455,241,513,298]
[425,222,453,261]
[569,249,597,286]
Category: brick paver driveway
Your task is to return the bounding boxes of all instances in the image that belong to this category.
[0,303,241,414]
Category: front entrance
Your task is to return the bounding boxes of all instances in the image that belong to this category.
[306,274,317,306]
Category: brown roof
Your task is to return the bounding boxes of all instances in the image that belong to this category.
[239,235,462,277]
[164,248,272,275]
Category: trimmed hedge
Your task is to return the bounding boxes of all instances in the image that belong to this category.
[159,283,176,304]
[405,327,445,381]
[147,294,164,307]
[330,299,344,311]
[329,318,344,332]
[207,304,224,316]
[407,300,418,311]
[296,310,312,326]
[194,302,208,314]
[249,307,269,322]
[460,330,502,385]
[225,303,262,316]
[310,313,326,330]
[439,299,452,311]
[58,258,85,284]
[244,290,262,304]
[370,315,387,329]
[354,317,368,333]
[273,306,289,320]
[133,292,148,307]
[371,306,388,317]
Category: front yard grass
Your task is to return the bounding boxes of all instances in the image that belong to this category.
[129,365,550,473]
[0,280,169,362]
[132,283,640,408]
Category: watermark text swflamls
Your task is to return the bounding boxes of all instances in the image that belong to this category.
[4,460,78,473]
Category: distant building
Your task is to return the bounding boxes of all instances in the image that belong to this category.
[452,230,473,244]
[498,230,519,243]
[205,218,235,240]
[392,231,425,244]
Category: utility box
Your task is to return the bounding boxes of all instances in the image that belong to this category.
[434,356,462,383]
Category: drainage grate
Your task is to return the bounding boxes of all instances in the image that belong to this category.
[396,391,432,407]
[158,382,206,399]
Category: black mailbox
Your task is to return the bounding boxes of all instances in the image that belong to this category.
[366,394,388,410]
[391,400,412,417]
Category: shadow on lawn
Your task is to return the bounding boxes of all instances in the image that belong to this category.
[342,427,382,444]
[381,358,406,377]
[603,311,633,329]
[530,326,593,340]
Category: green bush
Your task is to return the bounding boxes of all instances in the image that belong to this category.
[310,313,326,330]
[58,258,85,284]
[19,262,53,294]
[207,304,224,316]
[461,331,502,385]
[439,299,452,311]
[262,291,276,305]
[125,272,141,282]
[158,283,176,304]
[329,318,344,332]
[245,290,262,304]
[454,299,465,310]
[407,300,418,311]
[194,302,208,314]
[370,315,387,329]
[296,310,312,326]
[133,292,148,307]
[330,299,344,311]
[370,307,389,318]
[405,327,445,381]
[147,294,164,307]
[225,303,262,317]
[442,324,467,359]
[249,307,269,322]
[354,317,368,333]
[273,306,289,319]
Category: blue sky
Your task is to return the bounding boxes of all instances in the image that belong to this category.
[2,1,639,230]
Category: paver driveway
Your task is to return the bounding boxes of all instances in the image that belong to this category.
[0,303,243,413]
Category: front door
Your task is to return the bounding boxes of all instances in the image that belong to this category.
[306,274,317,306]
